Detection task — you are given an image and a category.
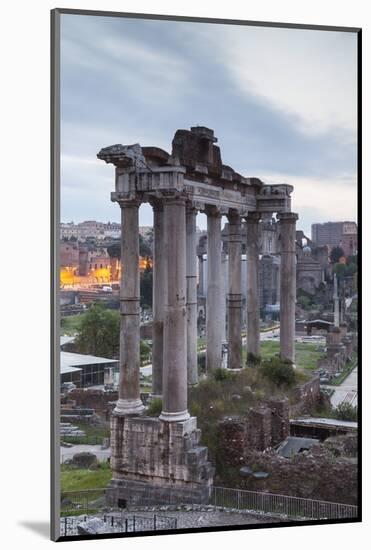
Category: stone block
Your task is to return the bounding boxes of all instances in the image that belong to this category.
[108,415,213,507]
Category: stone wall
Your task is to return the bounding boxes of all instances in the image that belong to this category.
[217,398,290,467]
[290,377,321,416]
[67,389,118,416]
[107,415,214,507]
[235,444,358,505]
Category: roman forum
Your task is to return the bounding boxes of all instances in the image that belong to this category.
[97,126,298,505]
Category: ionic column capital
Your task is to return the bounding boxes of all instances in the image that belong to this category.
[162,192,187,206]
[227,209,241,224]
[277,212,299,223]
[205,204,223,218]
[118,197,142,209]
[245,211,261,223]
[149,197,164,212]
[186,202,199,215]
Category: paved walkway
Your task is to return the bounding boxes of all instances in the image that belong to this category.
[60,444,111,463]
[325,367,358,408]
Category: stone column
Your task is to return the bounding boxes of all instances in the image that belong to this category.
[114,200,145,415]
[151,201,166,397]
[333,273,340,327]
[198,255,205,296]
[246,212,261,361]
[278,212,298,363]
[221,250,228,343]
[206,207,223,371]
[160,196,190,422]
[227,211,242,369]
[186,205,198,386]
[275,258,281,305]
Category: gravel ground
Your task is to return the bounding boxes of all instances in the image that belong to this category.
[141,509,288,528]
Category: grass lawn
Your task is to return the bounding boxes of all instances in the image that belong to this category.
[61,462,112,492]
[61,313,86,335]
[242,340,324,372]
[74,422,110,439]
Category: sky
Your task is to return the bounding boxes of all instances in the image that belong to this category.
[60,14,358,236]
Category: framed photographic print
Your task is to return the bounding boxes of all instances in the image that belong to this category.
[51,8,361,541]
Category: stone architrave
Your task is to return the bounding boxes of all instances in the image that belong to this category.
[246,212,261,361]
[278,212,298,364]
[227,210,242,369]
[159,196,190,422]
[186,204,199,386]
[206,206,223,371]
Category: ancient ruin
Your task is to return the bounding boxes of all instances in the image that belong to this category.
[97,126,298,506]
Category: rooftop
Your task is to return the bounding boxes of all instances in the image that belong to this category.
[61,351,118,370]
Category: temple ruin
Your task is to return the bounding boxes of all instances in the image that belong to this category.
[97,126,298,505]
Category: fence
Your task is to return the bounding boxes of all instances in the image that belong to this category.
[211,486,358,520]
[60,513,177,537]
[61,435,105,445]
[61,489,106,516]
[61,486,358,521]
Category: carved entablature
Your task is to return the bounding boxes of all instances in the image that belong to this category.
[97,143,146,168]
[97,128,295,217]
[258,184,294,197]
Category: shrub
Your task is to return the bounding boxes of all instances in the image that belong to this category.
[335,402,358,421]
[247,352,261,366]
[213,367,237,382]
[260,357,296,387]
[145,397,162,417]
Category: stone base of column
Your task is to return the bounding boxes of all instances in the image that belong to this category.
[113,398,145,416]
[107,415,214,507]
[159,409,190,423]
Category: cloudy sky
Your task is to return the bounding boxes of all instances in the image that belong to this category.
[60,14,358,236]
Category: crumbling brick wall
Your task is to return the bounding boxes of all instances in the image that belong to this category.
[238,444,358,505]
[67,389,118,415]
[217,399,290,466]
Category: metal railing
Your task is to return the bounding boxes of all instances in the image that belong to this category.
[60,486,358,521]
[211,486,358,520]
[61,489,106,516]
[60,513,177,537]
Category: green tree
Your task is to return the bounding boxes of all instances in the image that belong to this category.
[75,303,120,359]
[260,357,297,387]
[140,264,153,308]
[330,246,345,264]
[107,242,121,259]
[140,340,151,363]
[139,234,152,257]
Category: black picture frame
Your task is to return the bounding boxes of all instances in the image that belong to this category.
[51,8,362,542]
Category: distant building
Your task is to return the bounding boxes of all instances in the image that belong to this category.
[60,220,121,241]
[61,351,118,388]
[311,221,357,256]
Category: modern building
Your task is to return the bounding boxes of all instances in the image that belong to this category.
[311,221,357,256]
[61,351,118,388]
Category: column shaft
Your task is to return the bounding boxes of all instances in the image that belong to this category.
[206,209,223,371]
[160,197,190,422]
[278,212,298,363]
[246,212,261,361]
[227,212,242,369]
[186,206,198,386]
[198,255,205,296]
[152,203,166,396]
[115,201,145,415]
